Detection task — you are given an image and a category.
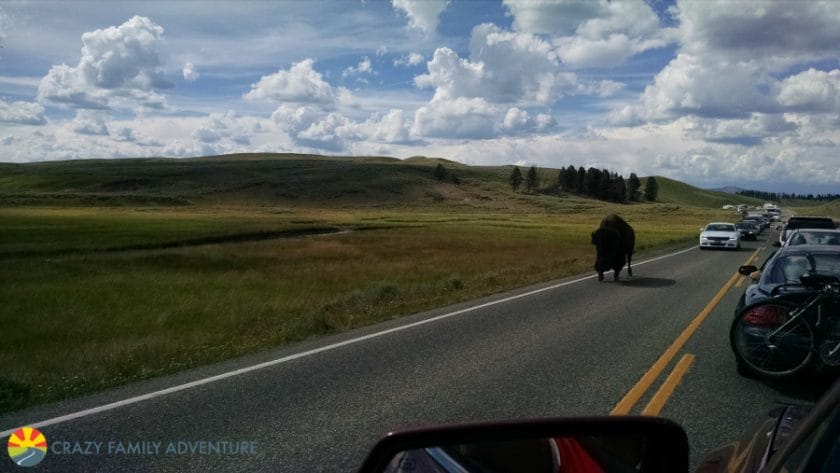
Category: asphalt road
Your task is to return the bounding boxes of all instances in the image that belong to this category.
[1,230,832,472]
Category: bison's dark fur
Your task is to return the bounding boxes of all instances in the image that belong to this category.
[591,214,635,281]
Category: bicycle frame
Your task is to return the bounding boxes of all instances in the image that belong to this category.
[766,277,840,347]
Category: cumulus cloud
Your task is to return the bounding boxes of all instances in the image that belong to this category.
[394,52,424,67]
[610,0,840,159]
[37,16,172,110]
[366,109,412,143]
[295,112,360,150]
[638,54,775,120]
[196,111,252,145]
[501,107,556,135]
[677,0,840,61]
[504,0,675,67]
[343,57,372,78]
[392,0,450,33]
[777,69,840,113]
[415,24,623,109]
[0,99,47,125]
[245,59,336,106]
[112,126,137,142]
[71,111,110,135]
[182,62,199,81]
[504,0,603,35]
[685,114,797,146]
[412,97,498,139]
[270,104,358,150]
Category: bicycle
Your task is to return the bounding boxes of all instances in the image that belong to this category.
[730,271,840,378]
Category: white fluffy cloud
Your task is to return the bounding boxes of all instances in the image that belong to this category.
[777,69,840,113]
[392,0,450,33]
[394,52,424,67]
[71,111,109,135]
[627,1,840,123]
[415,24,619,108]
[501,107,556,135]
[412,97,498,139]
[182,62,199,81]
[270,104,361,150]
[191,111,252,146]
[639,53,774,120]
[245,59,336,106]
[0,99,46,125]
[505,0,675,67]
[37,16,172,110]
[367,109,412,143]
[343,57,372,78]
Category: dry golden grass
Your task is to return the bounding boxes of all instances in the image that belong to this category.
[0,203,729,412]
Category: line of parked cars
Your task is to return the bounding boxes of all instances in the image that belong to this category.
[705,215,840,472]
[699,207,795,250]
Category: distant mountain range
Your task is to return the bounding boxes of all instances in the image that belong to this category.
[710,186,748,194]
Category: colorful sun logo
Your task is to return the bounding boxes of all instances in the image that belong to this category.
[7,427,47,467]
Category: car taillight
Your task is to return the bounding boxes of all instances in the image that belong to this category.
[743,305,789,326]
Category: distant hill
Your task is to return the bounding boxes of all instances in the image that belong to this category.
[0,153,763,210]
[0,153,512,208]
[711,186,747,194]
[650,176,764,208]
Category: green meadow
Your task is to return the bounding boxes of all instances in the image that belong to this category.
[0,154,772,411]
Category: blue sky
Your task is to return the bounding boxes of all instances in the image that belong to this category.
[1,0,838,194]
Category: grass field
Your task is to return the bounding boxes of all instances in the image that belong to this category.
[0,154,768,412]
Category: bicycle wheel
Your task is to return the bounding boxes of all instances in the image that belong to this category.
[730,300,815,378]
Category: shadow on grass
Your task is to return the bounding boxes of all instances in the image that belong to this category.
[0,227,346,258]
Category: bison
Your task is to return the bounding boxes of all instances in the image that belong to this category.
[591,214,635,281]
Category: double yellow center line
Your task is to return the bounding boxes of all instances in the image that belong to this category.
[610,247,764,416]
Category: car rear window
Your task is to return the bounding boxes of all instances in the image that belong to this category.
[767,253,840,284]
[787,218,836,230]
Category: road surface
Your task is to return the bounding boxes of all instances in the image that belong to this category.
[1,231,829,471]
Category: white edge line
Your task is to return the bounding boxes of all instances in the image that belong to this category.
[1,245,697,437]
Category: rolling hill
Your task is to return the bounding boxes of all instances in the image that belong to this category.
[0,153,768,210]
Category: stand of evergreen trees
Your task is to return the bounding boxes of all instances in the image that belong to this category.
[555,165,647,203]
[737,189,840,202]
[508,165,656,204]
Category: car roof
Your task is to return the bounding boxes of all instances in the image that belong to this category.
[775,244,840,255]
[788,228,840,233]
[787,215,833,220]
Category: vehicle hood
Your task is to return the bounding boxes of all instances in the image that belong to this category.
[701,231,738,238]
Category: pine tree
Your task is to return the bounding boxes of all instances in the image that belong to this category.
[576,167,586,194]
[433,163,447,181]
[627,173,642,201]
[612,175,627,203]
[644,176,659,202]
[509,167,523,192]
[526,166,538,193]
[564,165,578,192]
